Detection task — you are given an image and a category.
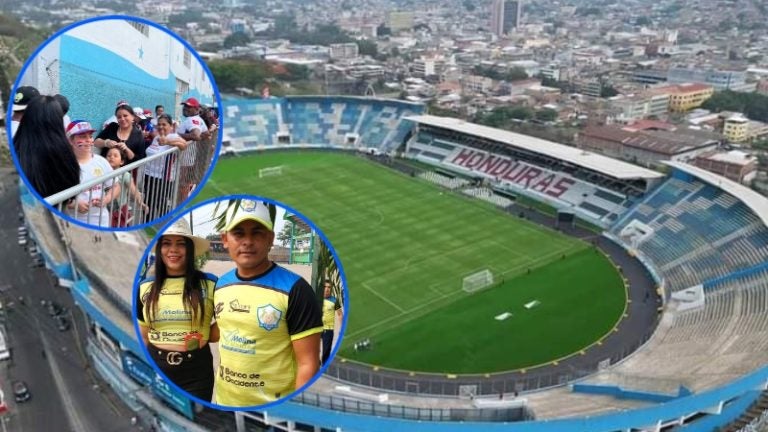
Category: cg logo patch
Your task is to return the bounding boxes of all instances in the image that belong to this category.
[14,92,23,103]
[256,304,282,331]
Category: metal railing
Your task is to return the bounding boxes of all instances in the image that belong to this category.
[292,391,533,422]
[45,139,215,228]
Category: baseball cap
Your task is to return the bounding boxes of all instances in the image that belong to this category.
[224,200,273,232]
[115,99,129,107]
[181,97,201,108]
[133,107,146,119]
[12,86,40,111]
[143,109,153,118]
[65,120,96,138]
[161,218,210,257]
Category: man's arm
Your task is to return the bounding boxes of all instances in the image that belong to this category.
[292,333,321,389]
[179,127,201,142]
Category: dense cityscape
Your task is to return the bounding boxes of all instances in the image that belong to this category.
[0,1,767,431]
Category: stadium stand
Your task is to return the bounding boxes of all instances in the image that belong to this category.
[403,116,663,228]
[222,96,423,151]
[610,170,768,294]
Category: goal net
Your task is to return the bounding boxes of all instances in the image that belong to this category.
[258,166,283,178]
[463,269,494,293]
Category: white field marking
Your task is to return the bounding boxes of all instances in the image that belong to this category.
[361,281,406,313]
[204,178,228,195]
[495,312,513,321]
[524,300,541,309]
[349,244,583,340]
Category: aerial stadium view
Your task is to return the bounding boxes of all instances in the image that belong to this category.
[3,0,768,431]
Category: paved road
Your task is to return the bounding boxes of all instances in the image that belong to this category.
[0,169,138,432]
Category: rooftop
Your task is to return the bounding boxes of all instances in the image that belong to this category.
[407,115,663,180]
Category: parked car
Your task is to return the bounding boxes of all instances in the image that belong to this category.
[46,302,65,317]
[13,381,30,402]
[17,237,27,246]
[55,315,69,332]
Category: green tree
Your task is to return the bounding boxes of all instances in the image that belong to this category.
[535,108,558,122]
[505,67,529,82]
[356,39,378,57]
[600,84,619,98]
[635,16,652,26]
[223,32,251,49]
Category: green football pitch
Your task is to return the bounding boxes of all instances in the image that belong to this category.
[200,151,626,374]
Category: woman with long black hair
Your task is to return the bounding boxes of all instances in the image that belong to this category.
[13,95,80,198]
[136,218,218,401]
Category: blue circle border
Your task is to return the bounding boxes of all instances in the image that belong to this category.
[6,14,224,232]
[130,194,351,412]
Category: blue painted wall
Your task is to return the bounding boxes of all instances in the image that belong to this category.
[59,35,212,132]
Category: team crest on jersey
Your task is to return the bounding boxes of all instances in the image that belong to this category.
[214,302,224,318]
[257,304,282,331]
[93,167,103,176]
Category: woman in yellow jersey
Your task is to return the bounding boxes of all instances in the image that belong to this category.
[136,218,218,401]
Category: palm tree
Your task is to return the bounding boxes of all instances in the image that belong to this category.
[313,238,343,307]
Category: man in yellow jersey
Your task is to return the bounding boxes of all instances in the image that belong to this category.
[214,200,322,407]
[321,280,343,365]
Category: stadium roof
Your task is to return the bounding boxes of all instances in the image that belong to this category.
[665,161,768,227]
[406,115,664,180]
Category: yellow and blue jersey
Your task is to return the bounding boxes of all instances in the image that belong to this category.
[213,263,322,407]
[136,273,218,348]
[322,296,341,330]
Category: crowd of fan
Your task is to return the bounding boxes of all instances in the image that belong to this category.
[10,85,218,227]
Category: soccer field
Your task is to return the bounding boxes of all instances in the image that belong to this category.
[200,151,626,373]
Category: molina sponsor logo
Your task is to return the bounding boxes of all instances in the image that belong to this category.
[222,329,257,354]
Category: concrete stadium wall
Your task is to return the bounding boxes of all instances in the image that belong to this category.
[19,18,215,131]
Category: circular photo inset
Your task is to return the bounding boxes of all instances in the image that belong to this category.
[9,16,222,230]
[132,196,348,409]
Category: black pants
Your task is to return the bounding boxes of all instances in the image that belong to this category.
[143,175,172,223]
[149,344,214,402]
[321,330,334,365]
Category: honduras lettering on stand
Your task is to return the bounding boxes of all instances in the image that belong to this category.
[447,147,576,198]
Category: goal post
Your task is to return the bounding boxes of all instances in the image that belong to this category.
[258,166,283,178]
[463,269,494,293]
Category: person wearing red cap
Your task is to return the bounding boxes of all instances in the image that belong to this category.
[178,97,211,200]
[66,120,120,227]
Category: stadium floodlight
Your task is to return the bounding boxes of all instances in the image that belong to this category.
[463,269,494,293]
[258,166,283,178]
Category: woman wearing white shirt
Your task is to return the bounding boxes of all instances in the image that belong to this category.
[143,114,187,222]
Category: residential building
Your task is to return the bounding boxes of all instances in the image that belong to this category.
[723,115,768,143]
[540,65,569,82]
[611,92,671,122]
[412,57,447,78]
[388,11,414,32]
[694,150,758,184]
[329,43,359,60]
[462,75,494,94]
[650,83,714,113]
[667,67,757,92]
